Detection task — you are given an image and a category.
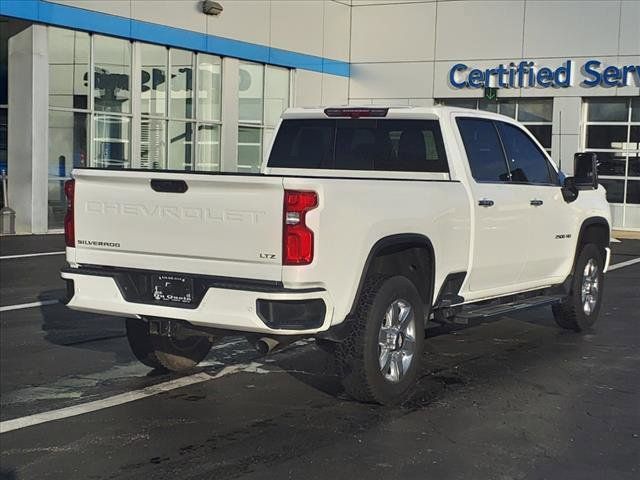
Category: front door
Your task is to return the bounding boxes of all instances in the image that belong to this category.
[493,121,575,283]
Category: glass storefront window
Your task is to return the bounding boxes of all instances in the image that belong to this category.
[517,99,553,123]
[238,64,290,169]
[264,66,289,127]
[140,117,166,169]
[599,179,625,203]
[585,97,640,230]
[587,97,628,122]
[48,110,87,228]
[197,54,222,122]
[93,114,130,168]
[168,121,194,170]
[196,124,221,171]
[238,127,262,172]
[239,62,264,124]
[170,49,194,119]
[94,35,131,113]
[586,125,629,149]
[48,28,89,109]
[140,44,167,117]
[632,98,640,122]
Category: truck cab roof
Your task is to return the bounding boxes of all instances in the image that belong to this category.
[280,105,516,122]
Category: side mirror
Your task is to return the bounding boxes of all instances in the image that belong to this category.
[561,176,579,203]
[573,152,598,189]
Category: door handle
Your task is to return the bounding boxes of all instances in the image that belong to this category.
[478,199,494,207]
[530,199,544,206]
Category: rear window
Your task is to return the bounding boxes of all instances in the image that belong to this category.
[267,119,449,172]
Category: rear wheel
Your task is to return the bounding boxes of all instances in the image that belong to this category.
[335,275,425,405]
[125,318,214,372]
[552,243,604,332]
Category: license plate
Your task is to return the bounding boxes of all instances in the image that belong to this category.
[151,274,194,304]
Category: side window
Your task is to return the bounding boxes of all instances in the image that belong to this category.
[495,122,553,184]
[456,117,509,182]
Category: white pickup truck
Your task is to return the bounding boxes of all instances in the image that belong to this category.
[62,106,611,404]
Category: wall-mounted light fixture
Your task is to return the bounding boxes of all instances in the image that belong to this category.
[202,0,223,16]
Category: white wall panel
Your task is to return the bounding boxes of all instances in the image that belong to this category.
[552,97,582,135]
[349,62,433,98]
[207,1,270,46]
[321,74,349,105]
[49,0,132,18]
[523,1,620,58]
[551,133,581,174]
[351,2,436,62]
[619,1,640,56]
[270,1,324,57]
[435,1,524,60]
[131,0,206,34]
[323,1,351,62]
[294,69,323,107]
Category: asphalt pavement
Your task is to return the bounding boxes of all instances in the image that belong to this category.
[0,235,639,480]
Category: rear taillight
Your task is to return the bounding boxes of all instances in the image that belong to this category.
[283,190,318,265]
[64,179,75,247]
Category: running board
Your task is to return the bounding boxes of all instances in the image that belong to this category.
[454,295,564,325]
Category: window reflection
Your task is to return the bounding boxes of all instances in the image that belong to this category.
[196,124,220,171]
[197,54,222,122]
[141,117,166,169]
[264,66,289,127]
[168,121,194,170]
[170,49,194,119]
[48,28,89,109]
[141,44,167,117]
[94,35,131,113]
[48,110,87,228]
[93,114,130,168]
[239,62,263,123]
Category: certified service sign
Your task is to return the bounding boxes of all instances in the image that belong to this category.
[449,60,639,89]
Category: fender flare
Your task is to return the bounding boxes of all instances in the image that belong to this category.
[346,233,436,318]
[570,216,610,275]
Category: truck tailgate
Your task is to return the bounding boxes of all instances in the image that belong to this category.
[71,170,284,281]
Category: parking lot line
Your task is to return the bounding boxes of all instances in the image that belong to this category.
[607,257,640,271]
[0,251,65,260]
[0,362,267,434]
[0,300,60,313]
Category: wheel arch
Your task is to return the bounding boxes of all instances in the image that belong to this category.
[572,216,610,274]
[347,234,436,319]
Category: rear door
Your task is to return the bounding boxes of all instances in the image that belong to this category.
[456,117,530,292]
[72,170,284,281]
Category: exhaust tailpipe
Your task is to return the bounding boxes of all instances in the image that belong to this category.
[253,337,280,355]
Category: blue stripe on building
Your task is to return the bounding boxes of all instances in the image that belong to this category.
[0,0,351,77]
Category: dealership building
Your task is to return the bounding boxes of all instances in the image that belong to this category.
[0,0,638,233]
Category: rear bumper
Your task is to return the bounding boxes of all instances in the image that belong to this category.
[61,267,334,335]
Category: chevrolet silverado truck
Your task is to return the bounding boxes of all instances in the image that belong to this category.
[61,106,612,405]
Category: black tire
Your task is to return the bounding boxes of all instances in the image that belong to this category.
[335,275,426,405]
[126,318,214,372]
[315,338,337,354]
[552,243,605,332]
[151,333,214,372]
[125,318,165,370]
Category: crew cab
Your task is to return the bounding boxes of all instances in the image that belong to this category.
[61,106,612,404]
